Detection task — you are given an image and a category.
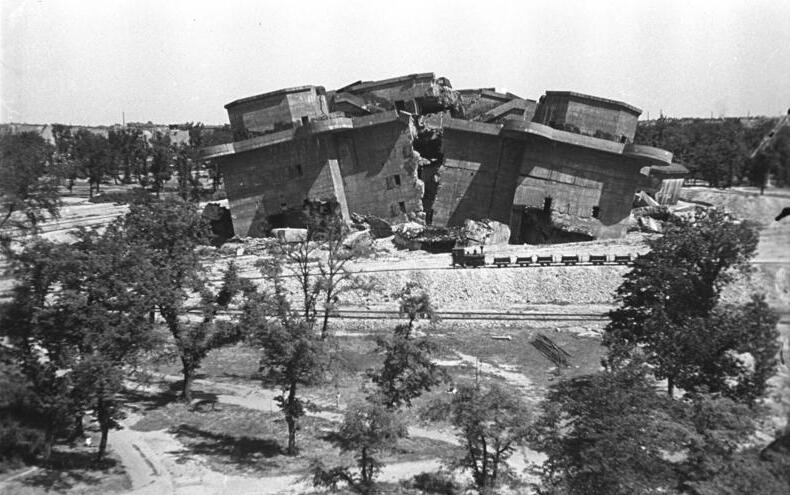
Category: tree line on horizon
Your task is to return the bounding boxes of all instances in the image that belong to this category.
[635,116,790,192]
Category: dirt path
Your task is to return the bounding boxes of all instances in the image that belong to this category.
[113,347,547,494]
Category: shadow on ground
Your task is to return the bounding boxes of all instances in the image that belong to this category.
[121,382,219,413]
[19,450,123,492]
[169,424,282,470]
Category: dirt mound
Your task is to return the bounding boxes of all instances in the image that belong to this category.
[347,265,628,309]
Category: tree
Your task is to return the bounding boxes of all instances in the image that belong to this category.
[271,200,372,340]
[242,287,326,455]
[532,359,790,495]
[367,282,444,409]
[172,262,251,400]
[0,225,158,461]
[51,124,77,192]
[441,383,532,494]
[0,356,48,468]
[534,363,689,495]
[108,127,148,184]
[72,129,112,197]
[749,126,790,191]
[241,252,326,455]
[311,400,407,494]
[122,196,246,401]
[603,209,772,398]
[0,239,83,460]
[148,132,173,194]
[173,140,204,201]
[666,296,779,404]
[0,132,60,238]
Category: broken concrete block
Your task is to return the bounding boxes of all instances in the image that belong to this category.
[365,215,393,238]
[271,228,308,243]
[638,216,664,233]
[343,229,373,250]
[485,219,511,245]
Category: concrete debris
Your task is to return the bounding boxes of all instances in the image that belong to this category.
[636,190,661,208]
[637,216,664,233]
[350,213,394,238]
[392,222,459,252]
[461,218,511,245]
[271,228,308,243]
[343,229,373,250]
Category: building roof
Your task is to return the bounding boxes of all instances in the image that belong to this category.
[440,118,673,166]
[201,111,408,160]
[224,85,324,110]
[544,91,642,116]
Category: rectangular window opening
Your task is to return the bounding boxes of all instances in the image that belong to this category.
[393,174,401,186]
[301,116,310,125]
[592,206,600,219]
[398,201,406,213]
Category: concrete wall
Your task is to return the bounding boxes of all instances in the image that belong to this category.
[218,131,333,236]
[512,138,646,238]
[227,87,327,137]
[218,115,423,236]
[432,122,649,240]
[433,122,514,226]
[342,119,423,219]
[534,93,640,142]
[344,75,435,113]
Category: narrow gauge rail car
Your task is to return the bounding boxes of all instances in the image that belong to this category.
[451,246,486,267]
[451,251,636,268]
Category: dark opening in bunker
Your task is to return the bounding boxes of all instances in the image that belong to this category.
[412,118,444,225]
[511,206,594,245]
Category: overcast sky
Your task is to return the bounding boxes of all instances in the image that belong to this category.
[2,0,789,125]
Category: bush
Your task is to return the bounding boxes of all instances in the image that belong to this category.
[0,417,46,471]
[404,471,460,495]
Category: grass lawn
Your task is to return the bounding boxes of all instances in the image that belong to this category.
[128,319,604,481]
[130,401,460,477]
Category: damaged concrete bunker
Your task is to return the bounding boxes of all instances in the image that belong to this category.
[202,73,678,243]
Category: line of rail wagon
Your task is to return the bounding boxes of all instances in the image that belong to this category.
[450,246,637,268]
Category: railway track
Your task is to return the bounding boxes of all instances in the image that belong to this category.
[178,307,609,322]
[333,309,609,321]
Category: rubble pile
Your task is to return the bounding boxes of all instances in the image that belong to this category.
[345,264,627,309]
[350,213,393,238]
[392,223,460,253]
[461,219,511,245]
